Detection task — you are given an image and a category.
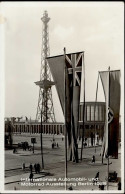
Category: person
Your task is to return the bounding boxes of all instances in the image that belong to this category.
[57,143,59,148]
[90,132,93,146]
[13,148,17,154]
[92,155,95,163]
[29,163,33,173]
[22,162,25,170]
[118,181,121,190]
[52,143,54,149]
[34,163,37,173]
[97,132,99,144]
[37,163,40,174]
[29,172,33,182]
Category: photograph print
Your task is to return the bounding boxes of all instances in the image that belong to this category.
[0,1,124,193]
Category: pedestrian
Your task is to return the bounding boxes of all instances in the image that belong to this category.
[90,132,93,146]
[97,133,99,144]
[57,142,59,148]
[118,181,121,190]
[29,172,33,182]
[92,155,95,163]
[29,163,33,173]
[37,163,40,173]
[13,148,17,154]
[34,163,37,173]
[52,143,54,149]
[22,162,25,170]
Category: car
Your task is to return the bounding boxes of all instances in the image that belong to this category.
[108,171,117,182]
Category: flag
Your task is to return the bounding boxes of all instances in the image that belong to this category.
[47,52,84,162]
[99,70,120,158]
[47,55,65,112]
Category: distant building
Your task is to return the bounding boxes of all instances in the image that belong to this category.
[79,101,105,139]
[5,102,105,139]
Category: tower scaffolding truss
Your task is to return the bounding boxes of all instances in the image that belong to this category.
[35,11,56,122]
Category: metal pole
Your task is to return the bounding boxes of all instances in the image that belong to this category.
[94,73,99,153]
[107,156,109,189]
[81,52,85,161]
[64,47,67,190]
[41,111,44,170]
[107,66,110,190]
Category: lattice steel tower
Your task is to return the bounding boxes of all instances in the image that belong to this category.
[35,11,56,122]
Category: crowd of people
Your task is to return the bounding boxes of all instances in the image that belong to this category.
[22,162,41,182]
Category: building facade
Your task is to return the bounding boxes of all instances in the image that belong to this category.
[79,101,105,139]
[5,121,64,135]
[5,101,106,139]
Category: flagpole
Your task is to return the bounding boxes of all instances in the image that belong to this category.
[81,52,85,161]
[107,66,110,190]
[30,117,31,135]
[64,47,67,190]
[94,73,99,153]
[41,110,44,170]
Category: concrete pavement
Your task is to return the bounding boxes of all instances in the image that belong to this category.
[4,134,122,192]
[5,153,121,191]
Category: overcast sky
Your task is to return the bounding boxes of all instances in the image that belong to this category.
[1,1,124,122]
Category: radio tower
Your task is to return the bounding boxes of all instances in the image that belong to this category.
[35,11,56,122]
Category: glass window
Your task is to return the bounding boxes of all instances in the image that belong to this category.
[99,105,103,121]
[87,105,90,121]
[91,106,94,121]
[95,106,98,121]
[80,105,83,121]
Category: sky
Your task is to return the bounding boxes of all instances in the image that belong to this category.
[0,1,124,122]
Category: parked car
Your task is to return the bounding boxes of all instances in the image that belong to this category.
[108,171,117,182]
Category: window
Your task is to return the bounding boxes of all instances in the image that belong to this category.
[91,106,94,121]
[95,106,98,121]
[87,105,90,121]
[99,105,103,121]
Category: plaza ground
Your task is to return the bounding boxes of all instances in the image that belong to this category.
[5,133,121,191]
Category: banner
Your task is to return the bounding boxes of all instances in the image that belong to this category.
[47,52,84,162]
[99,70,120,158]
